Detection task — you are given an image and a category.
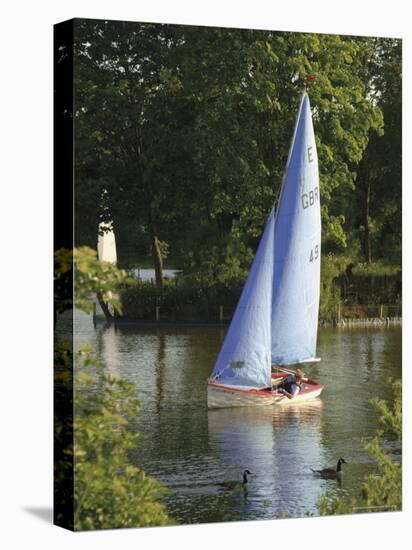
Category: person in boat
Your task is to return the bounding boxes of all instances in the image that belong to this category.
[275,369,306,399]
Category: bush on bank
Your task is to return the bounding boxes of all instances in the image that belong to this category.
[120,257,401,322]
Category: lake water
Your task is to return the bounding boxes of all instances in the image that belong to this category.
[65,313,402,523]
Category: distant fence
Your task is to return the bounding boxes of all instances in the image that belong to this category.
[121,301,401,324]
[336,272,401,303]
[150,303,237,322]
[335,304,402,320]
[331,317,402,328]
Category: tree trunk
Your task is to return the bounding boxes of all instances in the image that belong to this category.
[363,168,372,264]
[359,155,372,265]
[152,235,164,289]
[97,293,114,321]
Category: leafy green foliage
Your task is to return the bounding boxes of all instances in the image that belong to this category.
[352,261,401,277]
[343,38,401,264]
[318,379,401,515]
[181,234,252,293]
[319,254,343,320]
[54,247,132,315]
[73,349,174,530]
[121,252,401,321]
[370,379,401,441]
[54,247,173,529]
[336,261,401,307]
[72,21,400,285]
[121,276,243,320]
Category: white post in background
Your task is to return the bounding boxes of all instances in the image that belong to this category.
[96,221,118,319]
[97,221,117,265]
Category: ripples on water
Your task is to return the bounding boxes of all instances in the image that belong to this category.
[60,313,402,524]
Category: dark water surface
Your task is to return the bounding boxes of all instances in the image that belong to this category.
[69,314,402,523]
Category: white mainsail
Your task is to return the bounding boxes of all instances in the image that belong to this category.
[271,93,321,365]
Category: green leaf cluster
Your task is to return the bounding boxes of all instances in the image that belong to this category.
[55,246,174,529]
[73,351,174,530]
[72,21,401,282]
[54,246,132,315]
[318,379,402,515]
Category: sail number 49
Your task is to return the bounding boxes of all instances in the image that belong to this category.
[309,245,319,263]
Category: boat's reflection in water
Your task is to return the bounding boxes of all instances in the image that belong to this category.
[207,399,325,519]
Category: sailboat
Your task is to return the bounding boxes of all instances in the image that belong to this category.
[207,92,324,409]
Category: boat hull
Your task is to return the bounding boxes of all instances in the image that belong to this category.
[207,374,324,409]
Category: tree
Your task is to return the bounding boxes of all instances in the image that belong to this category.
[54,246,132,320]
[345,38,401,264]
[318,379,401,515]
[73,347,174,529]
[367,39,401,265]
[74,20,191,285]
[73,21,397,285]
[54,247,173,529]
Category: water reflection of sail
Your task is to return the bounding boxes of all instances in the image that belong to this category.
[208,400,324,518]
[97,323,121,377]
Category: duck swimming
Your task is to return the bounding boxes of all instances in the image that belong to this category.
[219,469,252,490]
[311,458,347,479]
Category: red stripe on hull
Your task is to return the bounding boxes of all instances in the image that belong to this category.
[207,373,324,409]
